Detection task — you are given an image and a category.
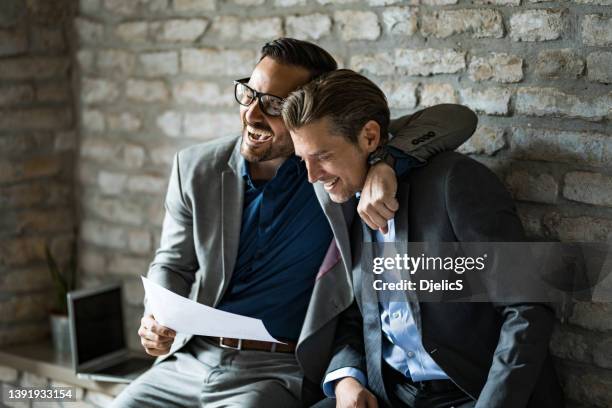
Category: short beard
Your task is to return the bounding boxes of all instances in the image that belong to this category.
[240,124,294,163]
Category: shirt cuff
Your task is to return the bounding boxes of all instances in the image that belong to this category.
[322,367,367,398]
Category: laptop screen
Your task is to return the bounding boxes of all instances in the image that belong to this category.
[72,287,125,365]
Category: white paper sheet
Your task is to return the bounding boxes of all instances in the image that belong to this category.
[141,276,283,343]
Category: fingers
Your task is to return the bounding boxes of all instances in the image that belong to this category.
[139,314,175,356]
[141,315,176,338]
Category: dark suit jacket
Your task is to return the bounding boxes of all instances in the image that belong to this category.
[325,152,565,408]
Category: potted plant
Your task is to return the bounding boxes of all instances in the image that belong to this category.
[46,240,77,356]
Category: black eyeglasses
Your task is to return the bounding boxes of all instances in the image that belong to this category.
[233,78,285,117]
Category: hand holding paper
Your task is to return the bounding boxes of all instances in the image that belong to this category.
[141,276,283,343]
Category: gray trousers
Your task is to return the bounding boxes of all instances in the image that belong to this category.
[111,337,303,408]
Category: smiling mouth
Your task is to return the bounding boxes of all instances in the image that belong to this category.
[246,126,273,144]
[322,177,339,191]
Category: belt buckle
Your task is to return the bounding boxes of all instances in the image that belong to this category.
[219,337,242,350]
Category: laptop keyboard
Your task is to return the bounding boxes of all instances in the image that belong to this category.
[97,358,151,376]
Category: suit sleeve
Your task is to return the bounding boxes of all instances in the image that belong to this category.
[445,158,555,408]
[387,104,478,162]
[323,301,368,388]
[144,152,198,315]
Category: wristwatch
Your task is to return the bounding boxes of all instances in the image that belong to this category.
[368,145,396,168]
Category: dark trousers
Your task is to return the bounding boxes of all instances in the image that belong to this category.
[311,365,475,408]
[384,363,475,408]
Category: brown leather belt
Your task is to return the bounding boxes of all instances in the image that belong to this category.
[206,336,296,353]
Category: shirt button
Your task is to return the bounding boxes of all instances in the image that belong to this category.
[392,312,401,319]
[407,351,415,358]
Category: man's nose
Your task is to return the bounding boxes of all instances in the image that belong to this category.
[244,97,264,124]
[305,159,323,184]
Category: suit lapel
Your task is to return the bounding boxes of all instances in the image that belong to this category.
[217,140,245,302]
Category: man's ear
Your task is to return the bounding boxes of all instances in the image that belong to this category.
[359,120,381,153]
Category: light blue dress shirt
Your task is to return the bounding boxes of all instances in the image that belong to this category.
[323,219,448,398]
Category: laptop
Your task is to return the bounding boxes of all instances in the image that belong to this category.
[67,283,153,383]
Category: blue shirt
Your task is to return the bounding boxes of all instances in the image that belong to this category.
[323,155,448,397]
[216,156,333,342]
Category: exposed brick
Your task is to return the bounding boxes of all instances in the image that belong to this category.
[97,49,136,76]
[0,183,45,209]
[420,83,457,107]
[543,213,612,242]
[20,372,47,387]
[0,57,69,80]
[210,16,240,39]
[124,278,145,306]
[0,237,46,268]
[317,0,357,3]
[395,48,466,76]
[367,0,405,4]
[334,11,380,41]
[127,175,167,194]
[468,53,523,83]
[516,88,611,122]
[458,125,505,156]
[128,229,152,254]
[534,49,584,79]
[153,19,208,42]
[240,17,283,40]
[150,145,177,166]
[79,248,106,275]
[74,17,104,44]
[459,87,512,116]
[421,0,457,4]
[174,0,216,11]
[83,196,144,225]
[421,9,504,39]
[234,0,264,4]
[108,255,150,276]
[0,25,27,57]
[0,108,72,131]
[115,21,148,43]
[81,78,120,104]
[382,7,417,36]
[36,82,70,103]
[0,84,35,107]
[77,50,95,73]
[286,14,332,40]
[82,220,128,248]
[103,0,138,16]
[575,0,612,4]
[560,366,612,408]
[509,9,566,42]
[350,52,395,76]
[510,127,611,167]
[181,48,255,77]
[506,169,558,203]
[569,302,612,331]
[0,294,51,323]
[473,0,519,4]
[275,0,307,5]
[126,79,169,102]
[107,112,143,132]
[587,52,612,84]
[379,81,417,110]
[157,111,183,137]
[139,51,179,77]
[582,15,612,47]
[79,0,101,14]
[564,172,612,207]
[184,112,241,139]
[82,109,105,133]
[173,81,233,106]
[29,26,65,53]
[97,171,128,195]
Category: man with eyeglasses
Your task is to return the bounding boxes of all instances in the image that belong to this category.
[111,38,478,407]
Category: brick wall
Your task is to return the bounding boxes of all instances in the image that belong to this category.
[0,0,76,346]
[0,0,610,406]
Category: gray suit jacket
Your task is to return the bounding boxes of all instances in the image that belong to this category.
[321,152,564,408]
[145,105,478,404]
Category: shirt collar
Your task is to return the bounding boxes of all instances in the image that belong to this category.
[241,155,304,190]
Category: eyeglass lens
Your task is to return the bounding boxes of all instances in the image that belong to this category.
[235,82,283,116]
